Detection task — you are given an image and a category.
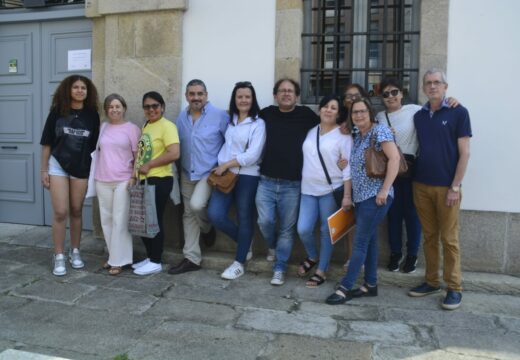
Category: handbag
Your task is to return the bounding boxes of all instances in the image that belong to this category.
[128,178,160,238]
[384,112,414,178]
[207,170,238,193]
[365,128,408,178]
[316,126,345,209]
[85,122,107,198]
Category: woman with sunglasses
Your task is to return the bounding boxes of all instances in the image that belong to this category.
[375,78,458,274]
[207,81,266,280]
[132,91,180,275]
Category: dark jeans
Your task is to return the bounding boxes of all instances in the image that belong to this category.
[387,176,422,257]
[141,176,173,264]
[207,174,259,264]
[340,196,393,289]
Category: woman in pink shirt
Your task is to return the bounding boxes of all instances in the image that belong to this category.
[95,94,141,275]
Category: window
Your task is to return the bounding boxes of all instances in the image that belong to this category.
[301,0,421,104]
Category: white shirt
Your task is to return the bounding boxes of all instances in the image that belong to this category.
[375,104,421,156]
[217,115,266,176]
[301,125,352,196]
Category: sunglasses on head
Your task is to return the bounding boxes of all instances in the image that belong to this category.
[382,89,400,98]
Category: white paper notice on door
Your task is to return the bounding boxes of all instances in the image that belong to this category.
[67,49,91,71]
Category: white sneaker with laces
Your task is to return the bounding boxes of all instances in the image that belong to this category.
[133,261,162,275]
[53,253,66,276]
[69,248,84,269]
[270,271,285,286]
[221,261,244,280]
[266,248,276,262]
[132,258,150,269]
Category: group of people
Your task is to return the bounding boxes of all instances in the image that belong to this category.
[40,67,471,311]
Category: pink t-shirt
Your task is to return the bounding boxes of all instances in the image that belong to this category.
[95,121,141,182]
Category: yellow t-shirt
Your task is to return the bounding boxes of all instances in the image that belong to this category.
[135,117,179,179]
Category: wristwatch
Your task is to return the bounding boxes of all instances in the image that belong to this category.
[450,185,460,193]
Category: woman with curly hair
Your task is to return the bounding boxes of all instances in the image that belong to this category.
[40,75,100,276]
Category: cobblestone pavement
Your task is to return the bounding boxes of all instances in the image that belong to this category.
[1,224,519,360]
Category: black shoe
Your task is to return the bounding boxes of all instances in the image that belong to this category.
[325,286,352,305]
[168,258,201,275]
[201,227,216,247]
[387,253,403,272]
[351,284,378,298]
[402,255,418,273]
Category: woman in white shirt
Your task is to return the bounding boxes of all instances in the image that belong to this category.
[297,95,353,288]
[207,82,266,280]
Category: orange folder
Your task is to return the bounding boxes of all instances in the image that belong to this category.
[328,207,356,245]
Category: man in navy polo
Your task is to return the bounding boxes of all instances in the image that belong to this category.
[408,68,471,310]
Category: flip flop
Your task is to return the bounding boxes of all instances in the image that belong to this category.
[108,266,123,276]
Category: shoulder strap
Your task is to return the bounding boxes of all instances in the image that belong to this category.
[384,112,392,127]
[316,126,332,185]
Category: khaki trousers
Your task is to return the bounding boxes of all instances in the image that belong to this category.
[413,182,462,291]
[180,172,213,265]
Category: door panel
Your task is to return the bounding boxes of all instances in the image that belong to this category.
[0,23,42,224]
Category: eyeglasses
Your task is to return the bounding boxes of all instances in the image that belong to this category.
[345,93,361,100]
[351,109,369,116]
[424,80,445,87]
[143,103,161,111]
[382,89,400,98]
[277,88,295,94]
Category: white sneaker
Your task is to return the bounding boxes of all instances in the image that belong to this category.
[133,261,162,275]
[266,248,276,262]
[53,253,66,276]
[221,261,244,280]
[69,248,84,269]
[270,271,285,286]
[132,258,150,269]
[246,247,253,261]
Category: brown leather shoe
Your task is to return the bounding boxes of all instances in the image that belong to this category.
[200,227,216,247]
[168,258,201,275]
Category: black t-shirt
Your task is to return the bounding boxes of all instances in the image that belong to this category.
[40,108,100,178]
[259,105,319,181]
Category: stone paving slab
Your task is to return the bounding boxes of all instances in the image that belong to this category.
[235,307,338,338]
[0,274,38,294]
[0,301,157,357]
[0,259,26,273]
[144,298,238,326]
[0,224,34,242]
[373,346,491,360]
[0,349,70,360]
[497,316,520,334]
[76,287,158,315]
[433,327,520,360]
[105,273,173,296]
[10,279,95,305]
[0,295,30,314]
[299,300,380,321]
[7,227,53,249]
[260,334,372,360]
[338,321,418,346]
[126,321,272,360]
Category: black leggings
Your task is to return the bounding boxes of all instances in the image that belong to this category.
[141,176,173,263]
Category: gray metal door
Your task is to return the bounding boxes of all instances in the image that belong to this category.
[0,17,93,229]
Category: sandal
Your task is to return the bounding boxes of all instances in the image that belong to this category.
[108,266,123,276]
[297,258,317,277]
[306,273,326,288]
[326,286,352,305]
[102,262,111,270]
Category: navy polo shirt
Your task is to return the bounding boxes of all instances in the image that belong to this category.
[413,99,472,186]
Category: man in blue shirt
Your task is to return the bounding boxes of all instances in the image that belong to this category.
[169,79,228,274]
[408,68,472,310]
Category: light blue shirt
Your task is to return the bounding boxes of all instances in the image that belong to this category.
[176,102,229,181]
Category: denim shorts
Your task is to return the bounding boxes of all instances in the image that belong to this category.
[48,156,79,179]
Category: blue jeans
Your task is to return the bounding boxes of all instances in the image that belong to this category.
[297,192,337,273]
[387,176,421,257]
[255,176,301,272]
[340,196,393,289]
[207,174,259,264]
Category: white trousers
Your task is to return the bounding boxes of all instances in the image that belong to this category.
[180,172,213,265]
[95,180,133,266]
